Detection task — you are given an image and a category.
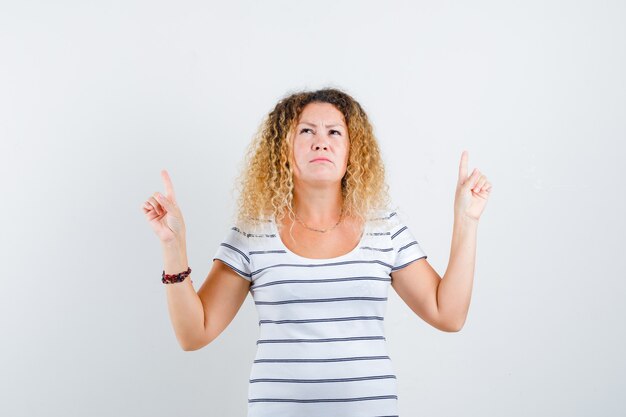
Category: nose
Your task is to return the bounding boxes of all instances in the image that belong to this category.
[311,135,329,150]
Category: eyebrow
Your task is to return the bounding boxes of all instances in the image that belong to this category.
[298,121,345,129]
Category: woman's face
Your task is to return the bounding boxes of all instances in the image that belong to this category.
[290,102,350,189]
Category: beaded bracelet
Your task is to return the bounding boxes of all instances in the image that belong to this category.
[162,266,193,284]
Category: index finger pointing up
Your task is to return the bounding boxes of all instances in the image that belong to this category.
[161,169,177,204]
[458,150,469,184]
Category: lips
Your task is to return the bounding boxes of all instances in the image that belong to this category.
[311,158,332,163]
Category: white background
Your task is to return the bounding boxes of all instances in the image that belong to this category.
[1,0,624,416]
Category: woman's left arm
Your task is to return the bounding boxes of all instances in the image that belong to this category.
[438,150,492,330]
[438,216,479,330]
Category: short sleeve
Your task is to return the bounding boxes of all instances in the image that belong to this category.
[390,214,427,272]
[212,226,252,281]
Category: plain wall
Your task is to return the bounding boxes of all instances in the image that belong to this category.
[1,0,624,415]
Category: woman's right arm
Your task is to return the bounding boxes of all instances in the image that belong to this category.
[162,240,203,350]
[163,240,250,351]
[144,169,249,351]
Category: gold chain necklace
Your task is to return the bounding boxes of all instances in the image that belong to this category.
[294,207,345,233]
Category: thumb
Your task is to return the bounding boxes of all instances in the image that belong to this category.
[463,168,480,189]
[155,192,176,212]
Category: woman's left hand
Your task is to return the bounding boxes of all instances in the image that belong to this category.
[454,150,492,222]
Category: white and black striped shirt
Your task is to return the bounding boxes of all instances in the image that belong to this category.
[213,209,427,417]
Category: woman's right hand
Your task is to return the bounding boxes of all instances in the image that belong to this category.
[142,169,187,245]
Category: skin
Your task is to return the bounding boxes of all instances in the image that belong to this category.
[276,101,363,258]
[290,101,350,226]
[390,151,491,332]
[284,103,494,333]
[143,104,492,349]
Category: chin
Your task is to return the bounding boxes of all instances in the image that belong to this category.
[302,178,343,186]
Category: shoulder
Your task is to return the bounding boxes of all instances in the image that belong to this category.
[365,207,404,233]
[230,217,276,244]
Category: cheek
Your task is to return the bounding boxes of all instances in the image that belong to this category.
[291,142,309,172]
[293,143,307,163]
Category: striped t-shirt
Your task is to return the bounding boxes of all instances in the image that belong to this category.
[212,209,427,417]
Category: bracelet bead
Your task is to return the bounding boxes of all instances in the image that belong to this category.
[162,266,192,284]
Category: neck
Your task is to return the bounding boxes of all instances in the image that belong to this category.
[291,184,344,227]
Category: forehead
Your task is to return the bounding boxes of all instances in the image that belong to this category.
[298,102,346,126]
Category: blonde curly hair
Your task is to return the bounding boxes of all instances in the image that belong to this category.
[233,87,392,234]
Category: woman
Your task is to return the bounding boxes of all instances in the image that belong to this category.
[142,87,492,416]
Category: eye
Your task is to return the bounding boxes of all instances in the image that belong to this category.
[299,127,342,136]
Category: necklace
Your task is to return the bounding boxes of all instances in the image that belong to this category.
[294,206,345,233]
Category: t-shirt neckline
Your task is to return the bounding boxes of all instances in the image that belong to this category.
[271,216,366,262]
